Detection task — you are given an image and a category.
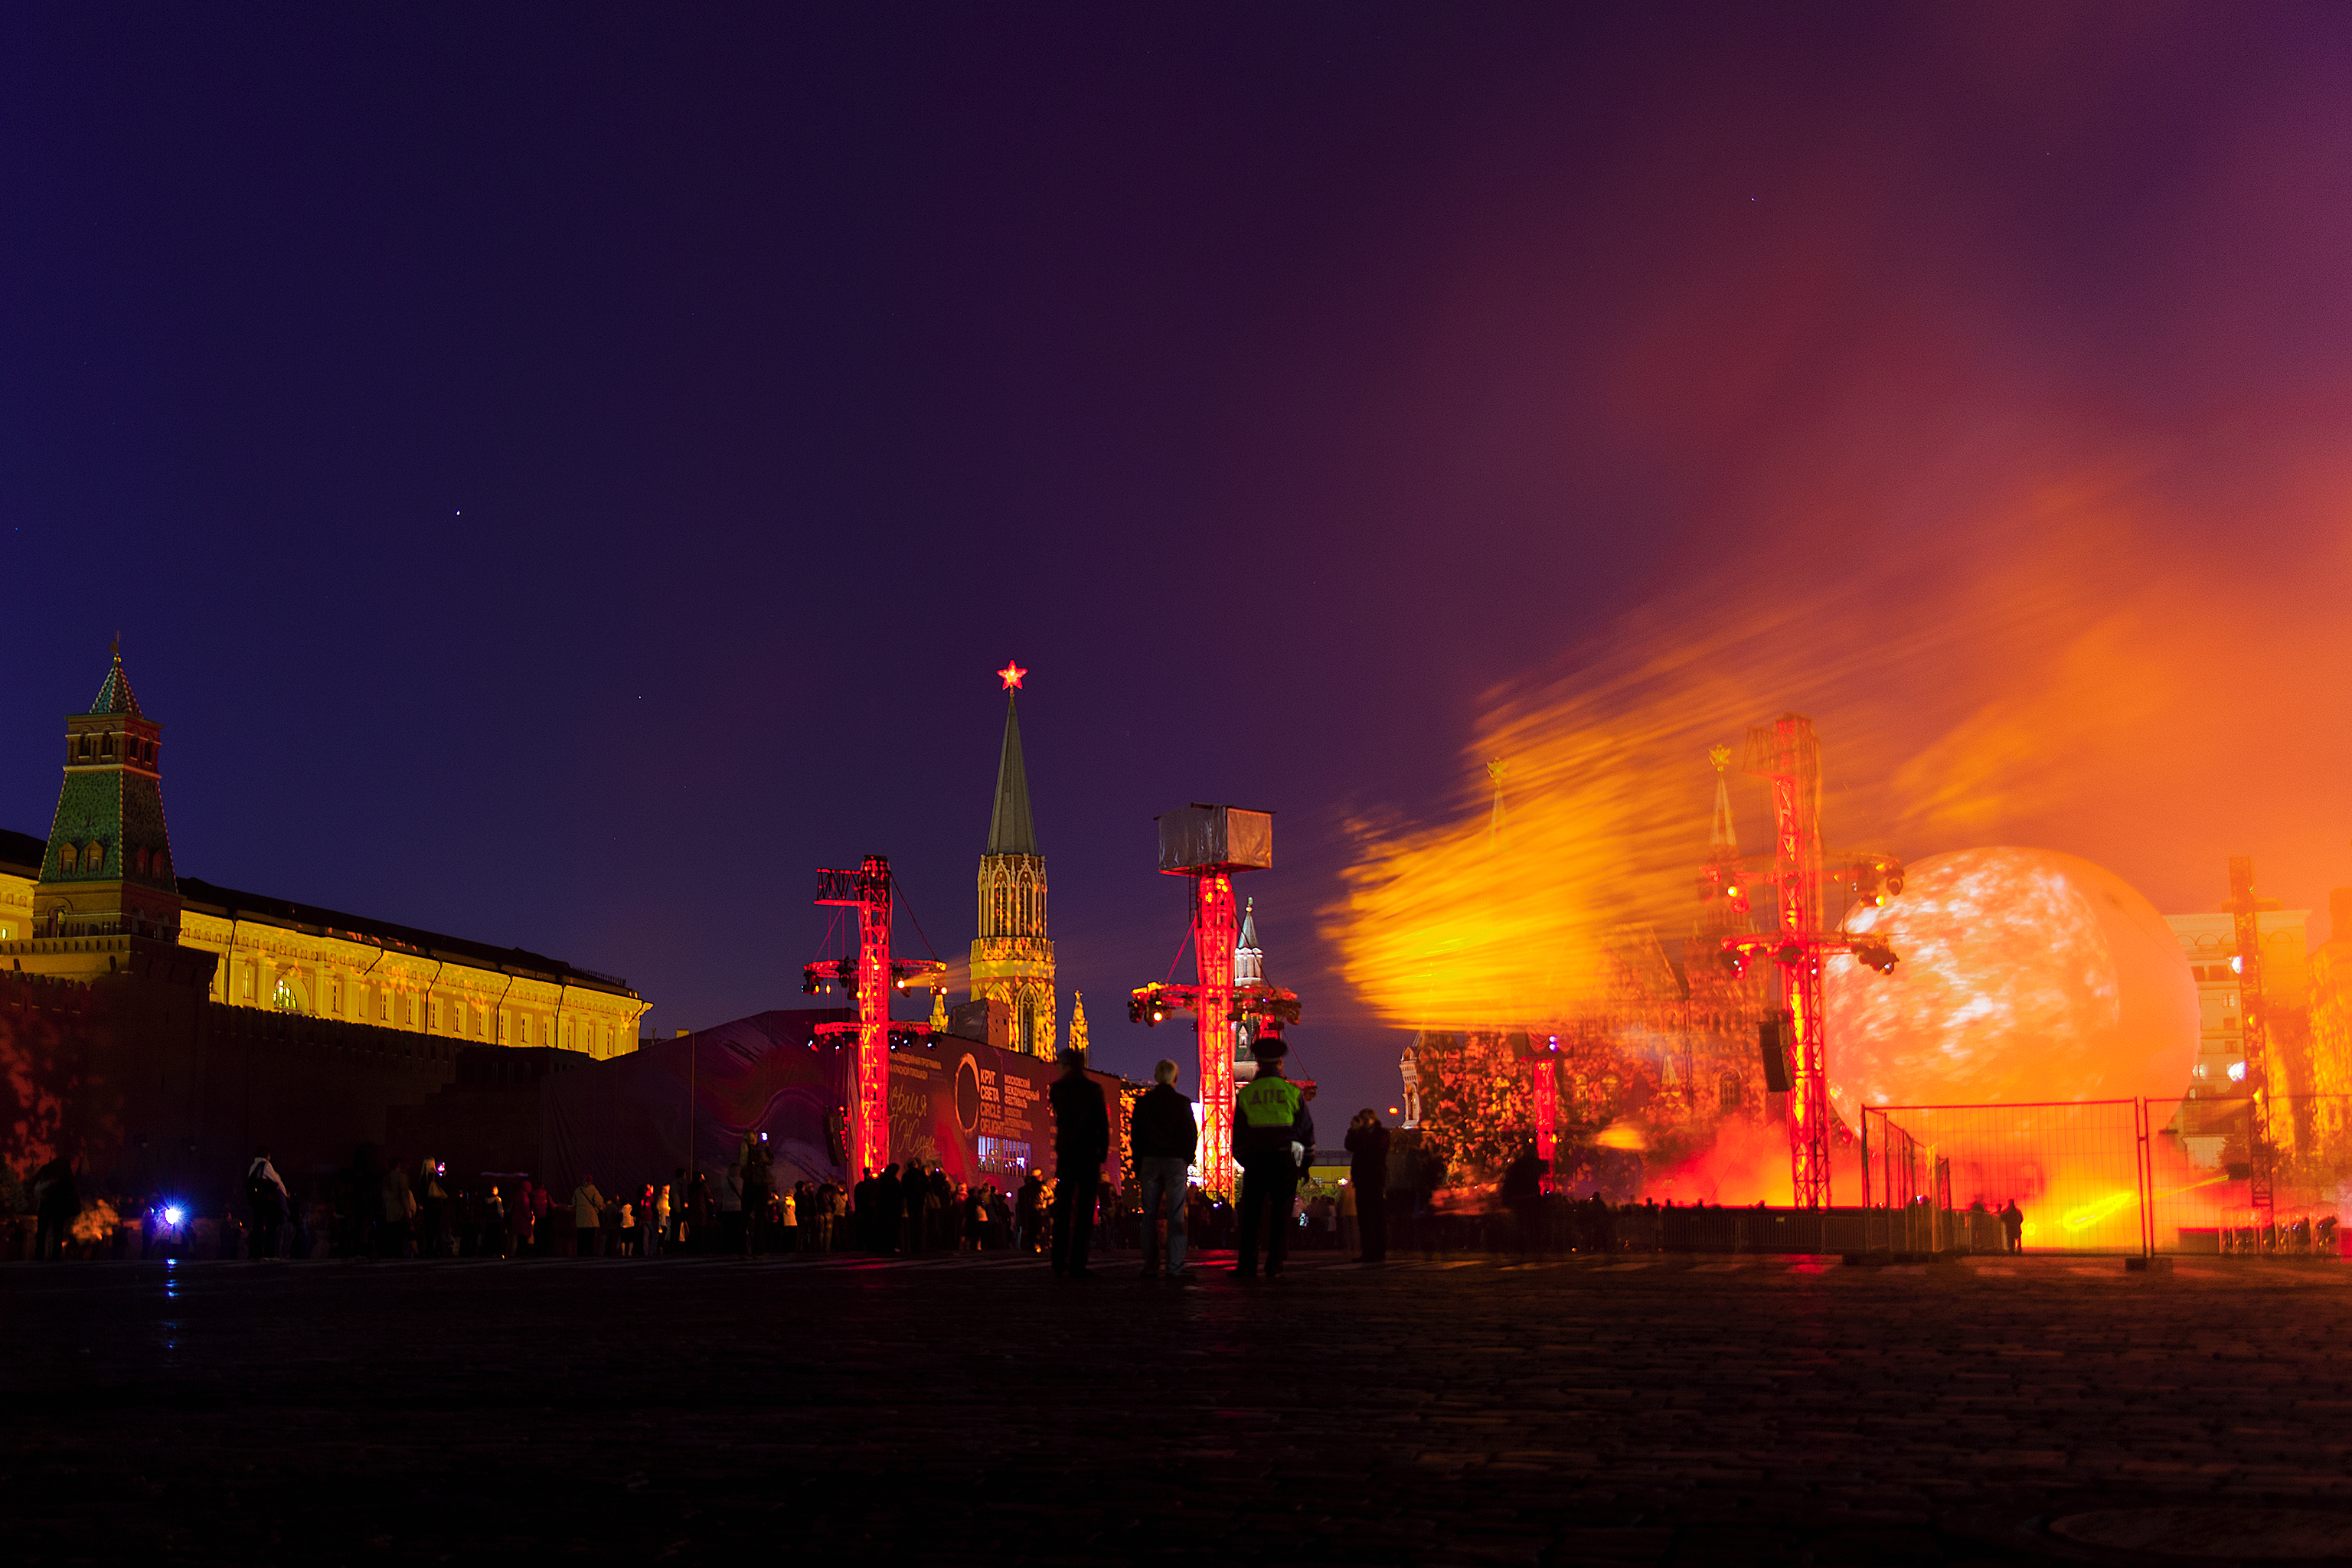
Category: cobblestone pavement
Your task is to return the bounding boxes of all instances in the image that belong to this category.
[11,1250,2352,1565]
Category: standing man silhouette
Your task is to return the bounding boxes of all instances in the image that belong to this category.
[1049,1047,1109,1277]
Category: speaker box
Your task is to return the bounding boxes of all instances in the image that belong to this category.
[1759,1016,1793,1094]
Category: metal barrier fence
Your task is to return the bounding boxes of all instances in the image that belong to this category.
[1862,1096,2352,1256]
[1861,1099,2151,1255]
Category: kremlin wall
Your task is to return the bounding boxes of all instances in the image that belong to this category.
[0,649,1088,1214]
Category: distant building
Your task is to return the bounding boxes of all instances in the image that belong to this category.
[968,678,1055,1059]
[2164,910,2309,1097]
[2305,890,2352,1101]
[0,645,648,1056]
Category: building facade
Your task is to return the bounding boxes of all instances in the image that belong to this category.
[969,678,1056,1059]
[2165,910,2311,1098]
[0,648,648,1057]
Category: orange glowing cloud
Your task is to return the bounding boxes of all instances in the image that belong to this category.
[1324,456,2352,1043]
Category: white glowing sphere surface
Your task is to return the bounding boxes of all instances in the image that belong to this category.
[1824,847,2198,1108]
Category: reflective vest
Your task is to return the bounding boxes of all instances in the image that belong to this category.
[1237,1074,1303,1129]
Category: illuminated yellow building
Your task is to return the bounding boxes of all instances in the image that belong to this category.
[0,647,647,1057]
[2167,910,2310,1096]
[2306,890,2352,1100]
[969,670,1056,1059]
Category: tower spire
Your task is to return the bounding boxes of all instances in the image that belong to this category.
[986,684,1038,857]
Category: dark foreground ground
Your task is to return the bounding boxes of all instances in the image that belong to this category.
[10,1248,2352,1566]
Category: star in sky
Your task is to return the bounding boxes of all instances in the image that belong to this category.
[997,659,1026,691]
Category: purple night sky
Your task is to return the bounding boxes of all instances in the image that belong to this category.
[6,8,2352,1120]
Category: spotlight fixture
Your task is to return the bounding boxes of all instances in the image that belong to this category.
[1851,940,1899,975]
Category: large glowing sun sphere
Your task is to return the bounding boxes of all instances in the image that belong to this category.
[1824,847,2197,1109]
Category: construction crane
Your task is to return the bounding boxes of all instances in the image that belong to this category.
[2223,855,2280,1227]
[1129,804,1298,1197]
[802,855,946,1179]
[1710,714,1903,1209]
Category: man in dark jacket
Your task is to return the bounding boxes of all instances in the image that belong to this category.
[1233,1036,1315,1279]
[33,1155,79,1263]
[1129,1058,1200,1277]
[873,1163,903,1253]
[1344,1111,1393,1263]
[1048,1048,1110,1277]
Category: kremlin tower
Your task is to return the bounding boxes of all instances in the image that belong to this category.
[970,662,1057,1059]
[35,642,183,947]
[1232,897,1265,1085]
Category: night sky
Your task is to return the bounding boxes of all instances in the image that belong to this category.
[7,8,2352,1119]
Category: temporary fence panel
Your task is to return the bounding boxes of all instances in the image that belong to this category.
[2148,1093,2348,1255]
[1861,1100,2145,1254]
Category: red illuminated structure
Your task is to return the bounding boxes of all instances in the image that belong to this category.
[1129,805,1298,1196]
[2225,855,2280,1220]
[1511,1033,1563,1194]
[803,855,946,1178]
[1713,716,1901,1209]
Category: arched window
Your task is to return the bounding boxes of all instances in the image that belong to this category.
[272,976,304,1014]
[99,733,113,760]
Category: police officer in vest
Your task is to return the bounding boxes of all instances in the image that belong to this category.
[1233,1035,1315,1278]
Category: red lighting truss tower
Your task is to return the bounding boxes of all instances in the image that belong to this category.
[803,855,946,1179]
[1129,805,1298,1197]
[1714,716,1903,1210]
[2224,856,2280,1220]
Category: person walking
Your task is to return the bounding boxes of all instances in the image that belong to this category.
[901,1161,928,1256]
[572,1174,607,1256]
[812,1182,838,1254]
[1015,1171,1044,1253]
[507,1177,535,1259]
[2000,1199,2024,1254]
[1049,1047,1110,1278]
[1129,1058,1198,1278]
[245,1148,290,1260]
[1501,1142,1546,1261]
[869,1163,901,1253]
[742,1155,771,1256]
[1344,1110,1392,1263]
[684,1171,712,1253]
[1233,1037,1314,1279]
[717,1163,745,1255]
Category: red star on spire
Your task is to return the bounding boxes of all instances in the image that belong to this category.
[997,659,1027,691]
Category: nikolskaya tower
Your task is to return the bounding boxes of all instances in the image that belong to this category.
[969,661,1057,1058]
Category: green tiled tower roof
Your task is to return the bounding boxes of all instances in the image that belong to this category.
[90,642,142,716]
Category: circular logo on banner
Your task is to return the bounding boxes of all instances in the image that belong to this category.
[953,1054,982,1134]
